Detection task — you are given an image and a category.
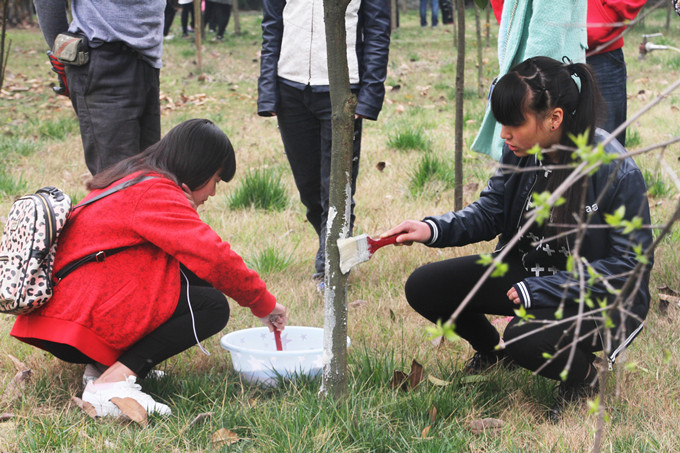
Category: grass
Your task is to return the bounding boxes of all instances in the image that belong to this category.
[228,169,288,211]
[387,125,430,151]
[1,7,680,453]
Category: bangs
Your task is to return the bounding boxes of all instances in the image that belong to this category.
[490,73,528,127]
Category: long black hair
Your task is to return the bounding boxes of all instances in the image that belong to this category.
[491,56,604,228]
[87,119,236,190]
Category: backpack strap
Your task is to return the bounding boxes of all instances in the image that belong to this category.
[53,175,157,285]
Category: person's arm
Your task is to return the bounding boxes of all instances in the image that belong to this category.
[257,0,286,117]
[513,167,653,310]
[601,0,646,21]
[354,0,391,121]
[132,179,277,318]
[33,0,70,49]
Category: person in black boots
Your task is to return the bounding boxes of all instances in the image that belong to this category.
[383,56,653,421]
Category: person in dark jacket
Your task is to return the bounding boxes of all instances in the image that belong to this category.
[257,0,390,286]
[382,57,653,420]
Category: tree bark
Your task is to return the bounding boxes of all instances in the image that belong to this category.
[485,3,490,48]
[390,0,397,32]
[474,2,483,98]
[320,0,355,399]
[454,0,465,210]
[233,0,241,35]
[193,0,202,71]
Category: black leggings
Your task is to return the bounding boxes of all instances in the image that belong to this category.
[42,267,229,378]
[405,254,602,383]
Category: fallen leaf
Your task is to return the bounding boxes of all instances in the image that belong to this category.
[428,405,437,424]
[427,375,450,387]
[408,359,424,389]
[390,84,401,91]
[461,374,488,384]
[110,397,148,426]
[71,396,98,419]
[391,370,409,390]
[469,417,505,435]
[349,299,368,309]
[212,428,240,447]
[389,308,396,322]
[395,104,405,113]
[0,413,14,422]
[188,412,213,428]
[421,425,431,438]
[7,354,29,372]
[375,161,386,172]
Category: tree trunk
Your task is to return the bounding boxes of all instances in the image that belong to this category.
[193,0,202,71]
[0,0,9,91]
[454,0,465,210]
[474,2,483,98]
[485,4,490,48]
[233,0,241,35]
[390,0,397,32]
[320,0,355,399]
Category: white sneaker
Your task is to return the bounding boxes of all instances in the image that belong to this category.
[81,376,172,417]
[83,365,166,387]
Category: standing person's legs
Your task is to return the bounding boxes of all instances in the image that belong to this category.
[586,48,627,146]
[67,45,161,175]
[431,0,439,26]
[181,3,191,36]
[419,0,428,26]
[277,84,325,277]
[405,254,528,354]
[214,3,232,39]
[163,1,177,36]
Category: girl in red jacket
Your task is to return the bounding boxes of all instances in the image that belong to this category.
[11,119,288,417]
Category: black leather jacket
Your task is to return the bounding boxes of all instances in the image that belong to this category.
[257,0,391,120]
[424,130,653,363]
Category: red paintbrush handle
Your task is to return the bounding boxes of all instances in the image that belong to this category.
[367,235,399,254]
[274,330,283,351]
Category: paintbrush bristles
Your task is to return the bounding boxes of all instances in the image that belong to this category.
[337,234,370,274]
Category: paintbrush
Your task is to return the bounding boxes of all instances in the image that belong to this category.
[337,234,399,274]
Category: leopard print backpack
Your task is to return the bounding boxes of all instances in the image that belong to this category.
[0,187,72,314]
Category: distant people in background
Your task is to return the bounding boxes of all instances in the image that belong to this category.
[586,0,645,147]
[179,0,195,38]
[472,0,587,160]
[204,0,232,41]
[164,0,178,39]
[34,0,165,175]
[257,0,391,286]
[420,0,439,27]
[439,0,453,25]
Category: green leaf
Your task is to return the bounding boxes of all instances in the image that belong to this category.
[559,369,569,381]
[513,305,535,321]
[473,0,489,9]
[542,352,553,359]
[604,205,626,227]
[587,395,601,415]
[476,254,493,266]
[554,307,563,320]
[526,144,543,160]
[491,262,509,278]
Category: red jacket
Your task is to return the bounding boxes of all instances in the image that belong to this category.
[587,0,645,55]
[11,173,276,365]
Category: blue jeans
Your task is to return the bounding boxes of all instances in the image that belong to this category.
[276,83,362,276]
[587,48,627,146]
[420,0,439,26]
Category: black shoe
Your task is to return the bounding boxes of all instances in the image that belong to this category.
[548,380,599,423]
[464,349,514,374]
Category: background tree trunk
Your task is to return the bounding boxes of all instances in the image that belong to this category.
[233,0,241,35]
[193,0,202,71]
[320,0,355,399]
[485,4,490,48]
[390,0,397,32]
[474,2,483,98]
[454,0,465,210]
[0,0,10,91]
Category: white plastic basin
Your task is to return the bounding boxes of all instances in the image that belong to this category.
[220,326,351,386]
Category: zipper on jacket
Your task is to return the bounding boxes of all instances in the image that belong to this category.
[35,193,57,248]
[308,0,315,85]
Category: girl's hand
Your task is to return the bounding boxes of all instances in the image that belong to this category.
[380,220,431,246]
[181,183,197,210]
[259,303,288,332]
[507,287,521,305]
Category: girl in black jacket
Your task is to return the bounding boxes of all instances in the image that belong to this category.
[383,56,653,420]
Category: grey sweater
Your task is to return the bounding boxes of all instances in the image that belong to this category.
[34,0,165,68]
